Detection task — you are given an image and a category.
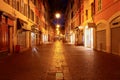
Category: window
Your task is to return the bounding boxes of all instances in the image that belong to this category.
[4,0,17,8]
[17,1,20,11]
[86,10,88,20]
[36,16,39,24]
[77,0,80,9]
[91,2,95,16]
[98,0,102,11]
[32,11,34,21]
[28,5,30,18]
[16,1,24,12]
[31,0,33,4]
[82,15,84,23]
[71,0,74,9]
[34,0,36,5]
[4,0,10,4]
[31,0,36,5]
[30,10,34,21]
[24,4,28,17]
[12,0,17,9]
[20,0,24,14]
[71,11,73,19]
[10,0,12,6]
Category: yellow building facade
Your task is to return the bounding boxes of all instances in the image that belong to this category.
[0,0,47,54]
[82,0,95,48]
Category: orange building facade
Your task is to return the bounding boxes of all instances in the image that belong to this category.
[94,0,120,54]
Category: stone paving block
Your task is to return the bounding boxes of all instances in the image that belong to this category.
[56,72,64,80]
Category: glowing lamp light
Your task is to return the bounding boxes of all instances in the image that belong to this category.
[56,24,60,28]
[55,13,61,19]
[78,26,83,29]
[57,30,60,35]
[56,28,59,31]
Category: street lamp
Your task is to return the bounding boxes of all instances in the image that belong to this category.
[55,13,61,36]
[56,28,59,31]
[55,13,61,19]
[57,30,60,35]
[56,24,60,28]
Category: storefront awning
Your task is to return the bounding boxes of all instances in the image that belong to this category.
[17,18,31,31]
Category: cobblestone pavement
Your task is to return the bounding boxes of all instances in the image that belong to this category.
[0,44,53,80]
[0,41,120,80]
[64,44,120,80]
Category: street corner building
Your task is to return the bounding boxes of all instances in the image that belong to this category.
[0,0,54,54]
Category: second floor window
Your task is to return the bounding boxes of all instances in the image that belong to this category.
[71,11,73,19]
[12,0,17,9]
[4,0,10,4]
[98,0,102,11]
[31,0,36,5]
[71,0,74,9]
[91,2,95,16]
[24,4,28,17]
[86,10,88,20]
[17,1,20,11]
[30,10,34,21]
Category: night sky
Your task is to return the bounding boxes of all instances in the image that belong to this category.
[48,0,68,29]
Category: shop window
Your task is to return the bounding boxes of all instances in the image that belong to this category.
[17,31,26,49]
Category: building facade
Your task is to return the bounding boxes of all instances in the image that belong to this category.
[65,0,81,45]
[65,0,72,43]
[0,0,49,54]
[94,0,120,54]
[65,0,120,55]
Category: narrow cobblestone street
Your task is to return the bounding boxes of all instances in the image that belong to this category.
[0,41,120,80]
[0,0,120,80]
